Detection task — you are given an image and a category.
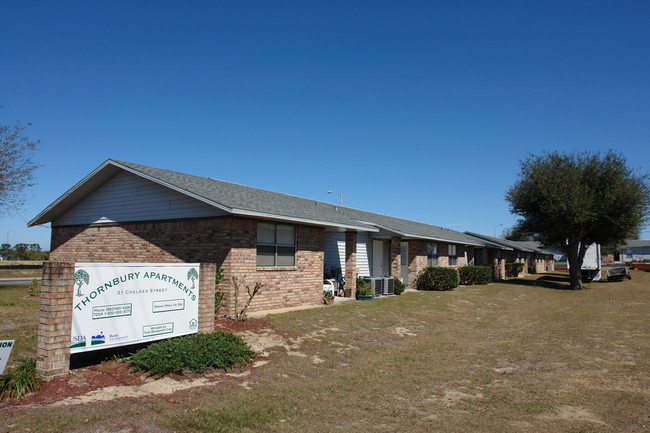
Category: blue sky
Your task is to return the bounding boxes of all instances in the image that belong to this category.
[2,0,649,250]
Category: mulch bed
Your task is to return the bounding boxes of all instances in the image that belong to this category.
[1,317,273,408]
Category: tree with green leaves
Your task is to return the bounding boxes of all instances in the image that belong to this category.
[506,150,649,290]
[0,118,41,214]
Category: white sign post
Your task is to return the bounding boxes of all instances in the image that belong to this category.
[71,263,200,353]
[0,340,15,375]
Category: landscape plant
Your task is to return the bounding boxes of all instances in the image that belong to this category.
[458,265,492,285]
[415,266,459,291]
[214,267,225,314]
[504,262,525,278]
[0,358,41,400]
[231,276,264,321]
[394,278,406,295]
[128,331,255,376]
[355,277,373,298]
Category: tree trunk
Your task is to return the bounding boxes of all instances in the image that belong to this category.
[567,241,584,290]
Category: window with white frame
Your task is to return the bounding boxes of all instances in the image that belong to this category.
[256,222,296,266]
[427,242,438,266]
[448,244,457,266]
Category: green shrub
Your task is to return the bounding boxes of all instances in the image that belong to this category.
[459,266,492,285]
[129,332,255,376]
[0,358,42,400]
[215,267,225,285]
[355,277,373,297]
[214,289,224,313]
[415,267,459,291]
[394,278,406,295]
[505,262,525,277]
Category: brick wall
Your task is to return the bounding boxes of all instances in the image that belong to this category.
[404,240,472,287]
[218,220,324,314]
[407,240,428,287]
[51,216,324,314]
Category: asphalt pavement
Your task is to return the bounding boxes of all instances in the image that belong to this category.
[0,277,41,286]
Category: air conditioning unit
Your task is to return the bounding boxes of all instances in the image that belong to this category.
[382,277,395,295]
[366,277,384,297]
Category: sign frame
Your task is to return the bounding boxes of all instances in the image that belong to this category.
[71,263,200,354]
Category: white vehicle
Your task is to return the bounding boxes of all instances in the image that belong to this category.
[568,243,601,282]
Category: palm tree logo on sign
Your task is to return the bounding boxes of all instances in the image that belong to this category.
[74,269,90,297]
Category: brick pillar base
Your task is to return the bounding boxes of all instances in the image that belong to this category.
[345,232,357,297]
[37,262,74,379]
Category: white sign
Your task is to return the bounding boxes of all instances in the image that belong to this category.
[71,263,200,353]
[0,340,15,375]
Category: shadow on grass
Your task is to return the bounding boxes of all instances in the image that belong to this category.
[501,274,574,290]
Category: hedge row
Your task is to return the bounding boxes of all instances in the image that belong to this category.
[415,267,460,291]
[416,265,493,291]
[459,265,493,285]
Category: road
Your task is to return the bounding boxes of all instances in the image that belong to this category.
[0,278,41,286]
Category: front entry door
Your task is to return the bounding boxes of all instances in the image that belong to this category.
[372,240,385,277]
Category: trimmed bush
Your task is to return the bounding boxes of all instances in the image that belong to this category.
[0,358,42,400]
[415,266,459,291]
[129,331,255,376]
[459,266,493,285]
[394,278,406,295]
[505,262,525,277]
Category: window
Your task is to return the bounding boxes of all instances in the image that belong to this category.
[426,242,438,266]
[256,222,295,266]
[448,244,457,266]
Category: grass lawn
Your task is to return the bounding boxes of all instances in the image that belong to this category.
[0,285,40,364]
[1,270,649,433]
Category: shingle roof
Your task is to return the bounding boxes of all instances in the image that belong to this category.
[30,159,483,246]
[622,240,650,249]
[464,232,555,255]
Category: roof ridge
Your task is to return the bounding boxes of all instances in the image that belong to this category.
[112,159,465,235]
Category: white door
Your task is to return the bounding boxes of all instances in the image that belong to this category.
[400,241,409,284]
[372,240,384,277]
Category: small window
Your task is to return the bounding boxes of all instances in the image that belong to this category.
[449,244,457,266]
[427,242,438,266]
[257,222,295,266]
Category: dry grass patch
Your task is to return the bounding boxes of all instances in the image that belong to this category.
[1,271,649,433]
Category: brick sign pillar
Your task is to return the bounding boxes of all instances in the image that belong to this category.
[37,262,74,379]
[198,263,216,333]
[345,231,357,297]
